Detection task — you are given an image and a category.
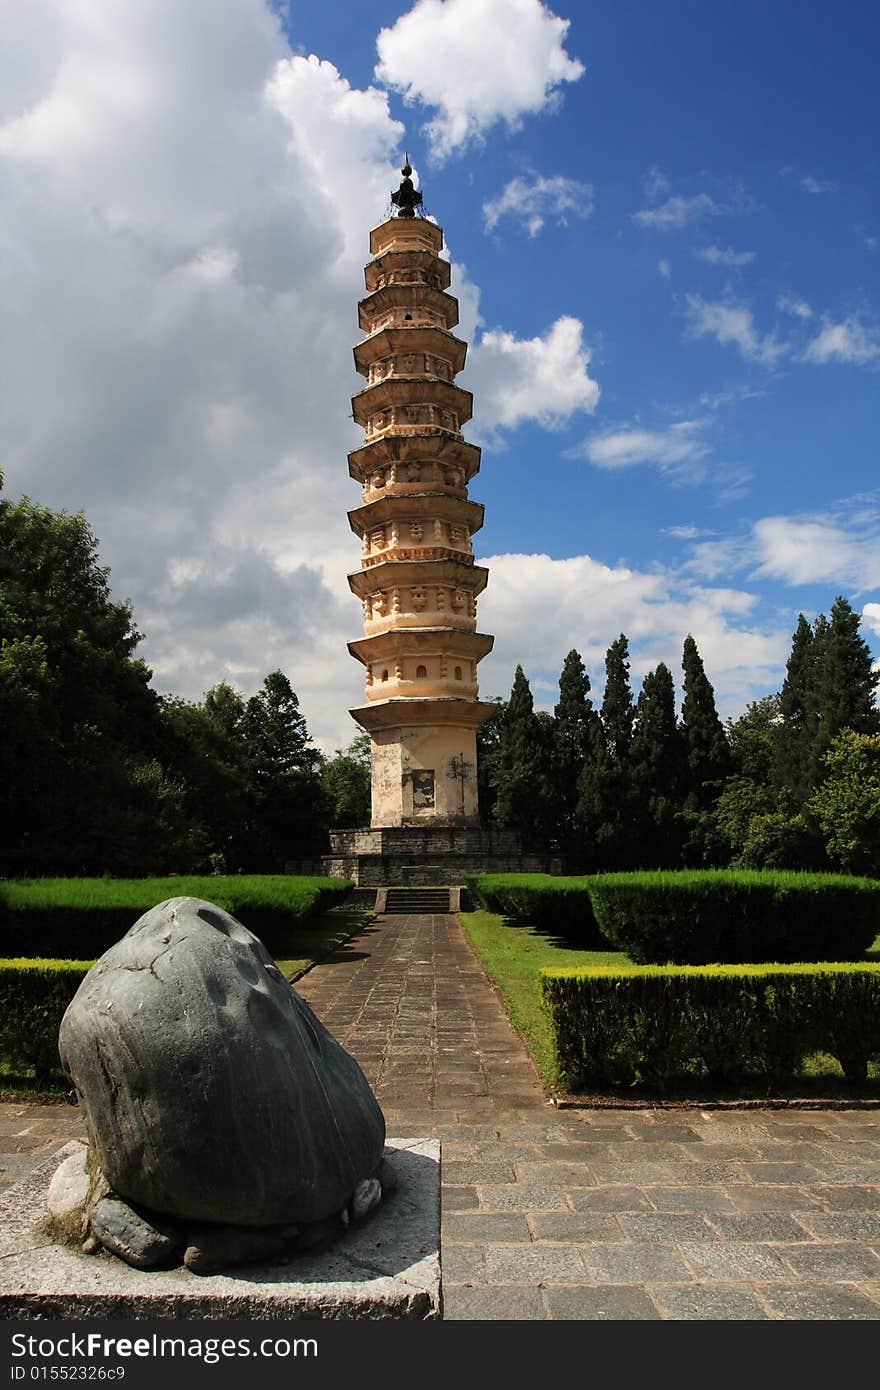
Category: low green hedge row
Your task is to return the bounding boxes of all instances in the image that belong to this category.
[588,870,880,963]
[0,960,90,1078]
[466,870,880,963]
[0,876,352,960]
[541,963,880,1088]
[462,873,606,947]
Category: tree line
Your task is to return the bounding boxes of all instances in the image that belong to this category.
[479,601,880,875]
[2,478,877,877]
[0,479,368,877]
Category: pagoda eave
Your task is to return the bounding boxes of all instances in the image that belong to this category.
[350,697,497,734]
[348,493,484,536]
[359,285,458,332]
[364,249,452,293]
[352,325,467,374]
[347,559,489,598]
[351,378,473,427]
[348,629,494,665]
[348,432,481,481]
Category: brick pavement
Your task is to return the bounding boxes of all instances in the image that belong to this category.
[3,911,880,1320]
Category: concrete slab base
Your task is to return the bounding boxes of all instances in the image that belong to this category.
[0,1139,440,1320]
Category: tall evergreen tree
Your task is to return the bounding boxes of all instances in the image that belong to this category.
[243,671,327,867]
[681,634,730,808]
[551,649,598,866]
[772,614,819,802]
[578,635,638,869]
[630,662,684,866]
[493,666,552,844]
[814,595,880,755]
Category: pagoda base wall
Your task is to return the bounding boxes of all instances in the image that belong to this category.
[323,825,562,887]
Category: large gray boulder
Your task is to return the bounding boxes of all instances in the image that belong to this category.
[59,897,385,1228]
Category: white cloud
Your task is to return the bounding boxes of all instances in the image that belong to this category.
[802,317,880,365]
[698,244,754,267]
[685,296,786,365]
[863,602,880,637]
[632,192,719,230]
[802,174,836,194]
[688,500,880,593]
[657,257,671,279]
[464,315,600,441]
[643,166,670,202]
[483,173,593,236]
[476,551,786,718]
[777,294,813,319]
[374,0,584,162]
[579,420,710,477]
[752,517,880,589]
[663,524,715,540]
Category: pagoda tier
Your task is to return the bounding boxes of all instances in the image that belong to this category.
[347,166,494,828]
[348,431,481,491]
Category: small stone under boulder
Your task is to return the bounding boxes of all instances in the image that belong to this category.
[56,896,390,1271]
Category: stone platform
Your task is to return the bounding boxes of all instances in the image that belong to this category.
[325,824,561,886]
[0,1139,439,1321]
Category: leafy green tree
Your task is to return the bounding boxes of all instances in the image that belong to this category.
[476,696,505,826]
[728,693,782,786]
[243,671,327,867]
[551,649,598,866]
[808,730,880,875]
[322,733,372,828]
[0,484,162,874]
[630,662,685,866]
[772,614,819,802]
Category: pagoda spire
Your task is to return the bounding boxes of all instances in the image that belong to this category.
[390,156,422,219]
[344,175,494,828]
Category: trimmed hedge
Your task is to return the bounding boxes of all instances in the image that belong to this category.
[0,876,352,960]
[541,963,880,1089]
[463,873,606,947]
[0,960,90,1078]
[586,869,880,964]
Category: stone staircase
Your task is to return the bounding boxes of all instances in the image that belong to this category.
[382,887,453,914]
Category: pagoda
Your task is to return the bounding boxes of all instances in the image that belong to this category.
[325,164,557,886]
[346,162,494,827]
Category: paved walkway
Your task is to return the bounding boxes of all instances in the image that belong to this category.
[3,912,880,1319]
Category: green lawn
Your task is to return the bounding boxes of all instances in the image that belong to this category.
[460,909,880,1095]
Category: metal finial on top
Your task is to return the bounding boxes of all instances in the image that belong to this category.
[391,155,422,219]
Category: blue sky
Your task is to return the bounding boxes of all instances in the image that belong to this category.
[1,0,878,746]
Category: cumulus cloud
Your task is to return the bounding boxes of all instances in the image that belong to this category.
[698,244,754,267]
[657,258,671,279]
[688,499,880,593]
[374,0,584,161]
[476,551,786,717]
[464,315,600,441]
[802,317,880,365]
[777,294,813,320]
[632,192,720,230]
[685,296,786,365]
[578,420,710,478]
[863,602,880,637]
[483,173,593,236]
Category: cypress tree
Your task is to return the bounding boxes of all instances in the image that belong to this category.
[814,596,880,755]
[493,665,552,843]
[681,634,730,809]
[552,649,598,866]
[578,635,638,869]
[772,614,819,802]
[630,662,685,866]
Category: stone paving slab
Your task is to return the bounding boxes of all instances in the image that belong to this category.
[2,911,880,1320]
